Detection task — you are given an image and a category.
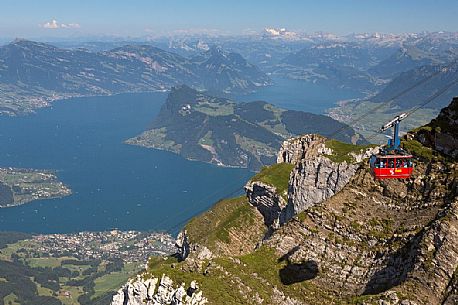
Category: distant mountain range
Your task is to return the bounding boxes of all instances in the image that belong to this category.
[368,42,457,80]
[371,61,458,110]
[0,39,269,115]
[123,31,457,78]
[126,85,366,171]
[262,31,458,104]
[1,31,457,118]
[277,42,383,92]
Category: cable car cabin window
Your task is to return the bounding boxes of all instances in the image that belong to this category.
[388,160,394,168]
[374,159,387,168]
[374,160,380,168]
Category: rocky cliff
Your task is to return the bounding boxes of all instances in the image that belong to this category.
[246,134,378,229]
[113,98,457,305]
[111,274,207,305]
[408,96,458,159]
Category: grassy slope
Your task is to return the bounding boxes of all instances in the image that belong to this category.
[93,263,142,299]
[249,163,294,198]
[325,139,376,163]
[146,195,272,304]
[146,245,333,305]
[401,138,434,161]
[185,196,265,256]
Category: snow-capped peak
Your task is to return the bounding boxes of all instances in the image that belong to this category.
[263,27,298,39]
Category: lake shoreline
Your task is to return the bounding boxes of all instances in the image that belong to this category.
[0,167,72,208]
[0,92,252,234]
[0,79,363,234]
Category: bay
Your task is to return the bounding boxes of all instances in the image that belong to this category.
[0,93,252,234]
[0,78,361,235]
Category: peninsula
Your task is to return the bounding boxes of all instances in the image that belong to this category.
[0,167,71,208]
[126,85,366,171]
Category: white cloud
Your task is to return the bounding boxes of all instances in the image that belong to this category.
[41,19,80,29]
[42,19,59,29]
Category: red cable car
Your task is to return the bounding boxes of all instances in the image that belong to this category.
[370,154,414,179]
[369,113,414,180]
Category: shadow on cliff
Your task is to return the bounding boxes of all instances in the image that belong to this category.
[278,246,319,285]
[362,233,421,295]
[279,260,319,285]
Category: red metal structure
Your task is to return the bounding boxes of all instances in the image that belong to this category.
[371,155,413,179]
[370,113,414,179]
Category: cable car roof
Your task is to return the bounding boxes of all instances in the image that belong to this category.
[375,154,413,159]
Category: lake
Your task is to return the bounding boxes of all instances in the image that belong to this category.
[235,76,362,114]
[0,78,361,235]
[0,93,252,234]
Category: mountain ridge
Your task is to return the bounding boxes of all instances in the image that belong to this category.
[371,61,458,110]
[0,39,270,115]
[126,85,366,171]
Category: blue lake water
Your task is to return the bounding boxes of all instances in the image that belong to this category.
[235,76,362,114]
[0,93,252,234]
[0,78,361,235]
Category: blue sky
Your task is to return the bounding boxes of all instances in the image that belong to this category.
[0,0,457,38]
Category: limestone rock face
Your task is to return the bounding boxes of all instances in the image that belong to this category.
[412,96,458,160]
[247,134,371,227]
[175,230,190,261]
[244,181,288,228]
[111,274,207,305]
[276,134,330,164]
[287,156,359,216]
[266,158,457,303]
[111,276,158,305]
[175,229,214,265]
[397,199,458,304]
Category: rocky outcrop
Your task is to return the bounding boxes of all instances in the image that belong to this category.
[244,181,288,228]
[111,274,207,305]
[276,134,331,164]
[266,156,457,303]
[287,156,359,216]
[171,130,455,303]
[412,96,458,159]
[327,196,458,305]
[249,134,374,227]
[395,199,458,304]
[175,230,190,261]
[174,229,214,267]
